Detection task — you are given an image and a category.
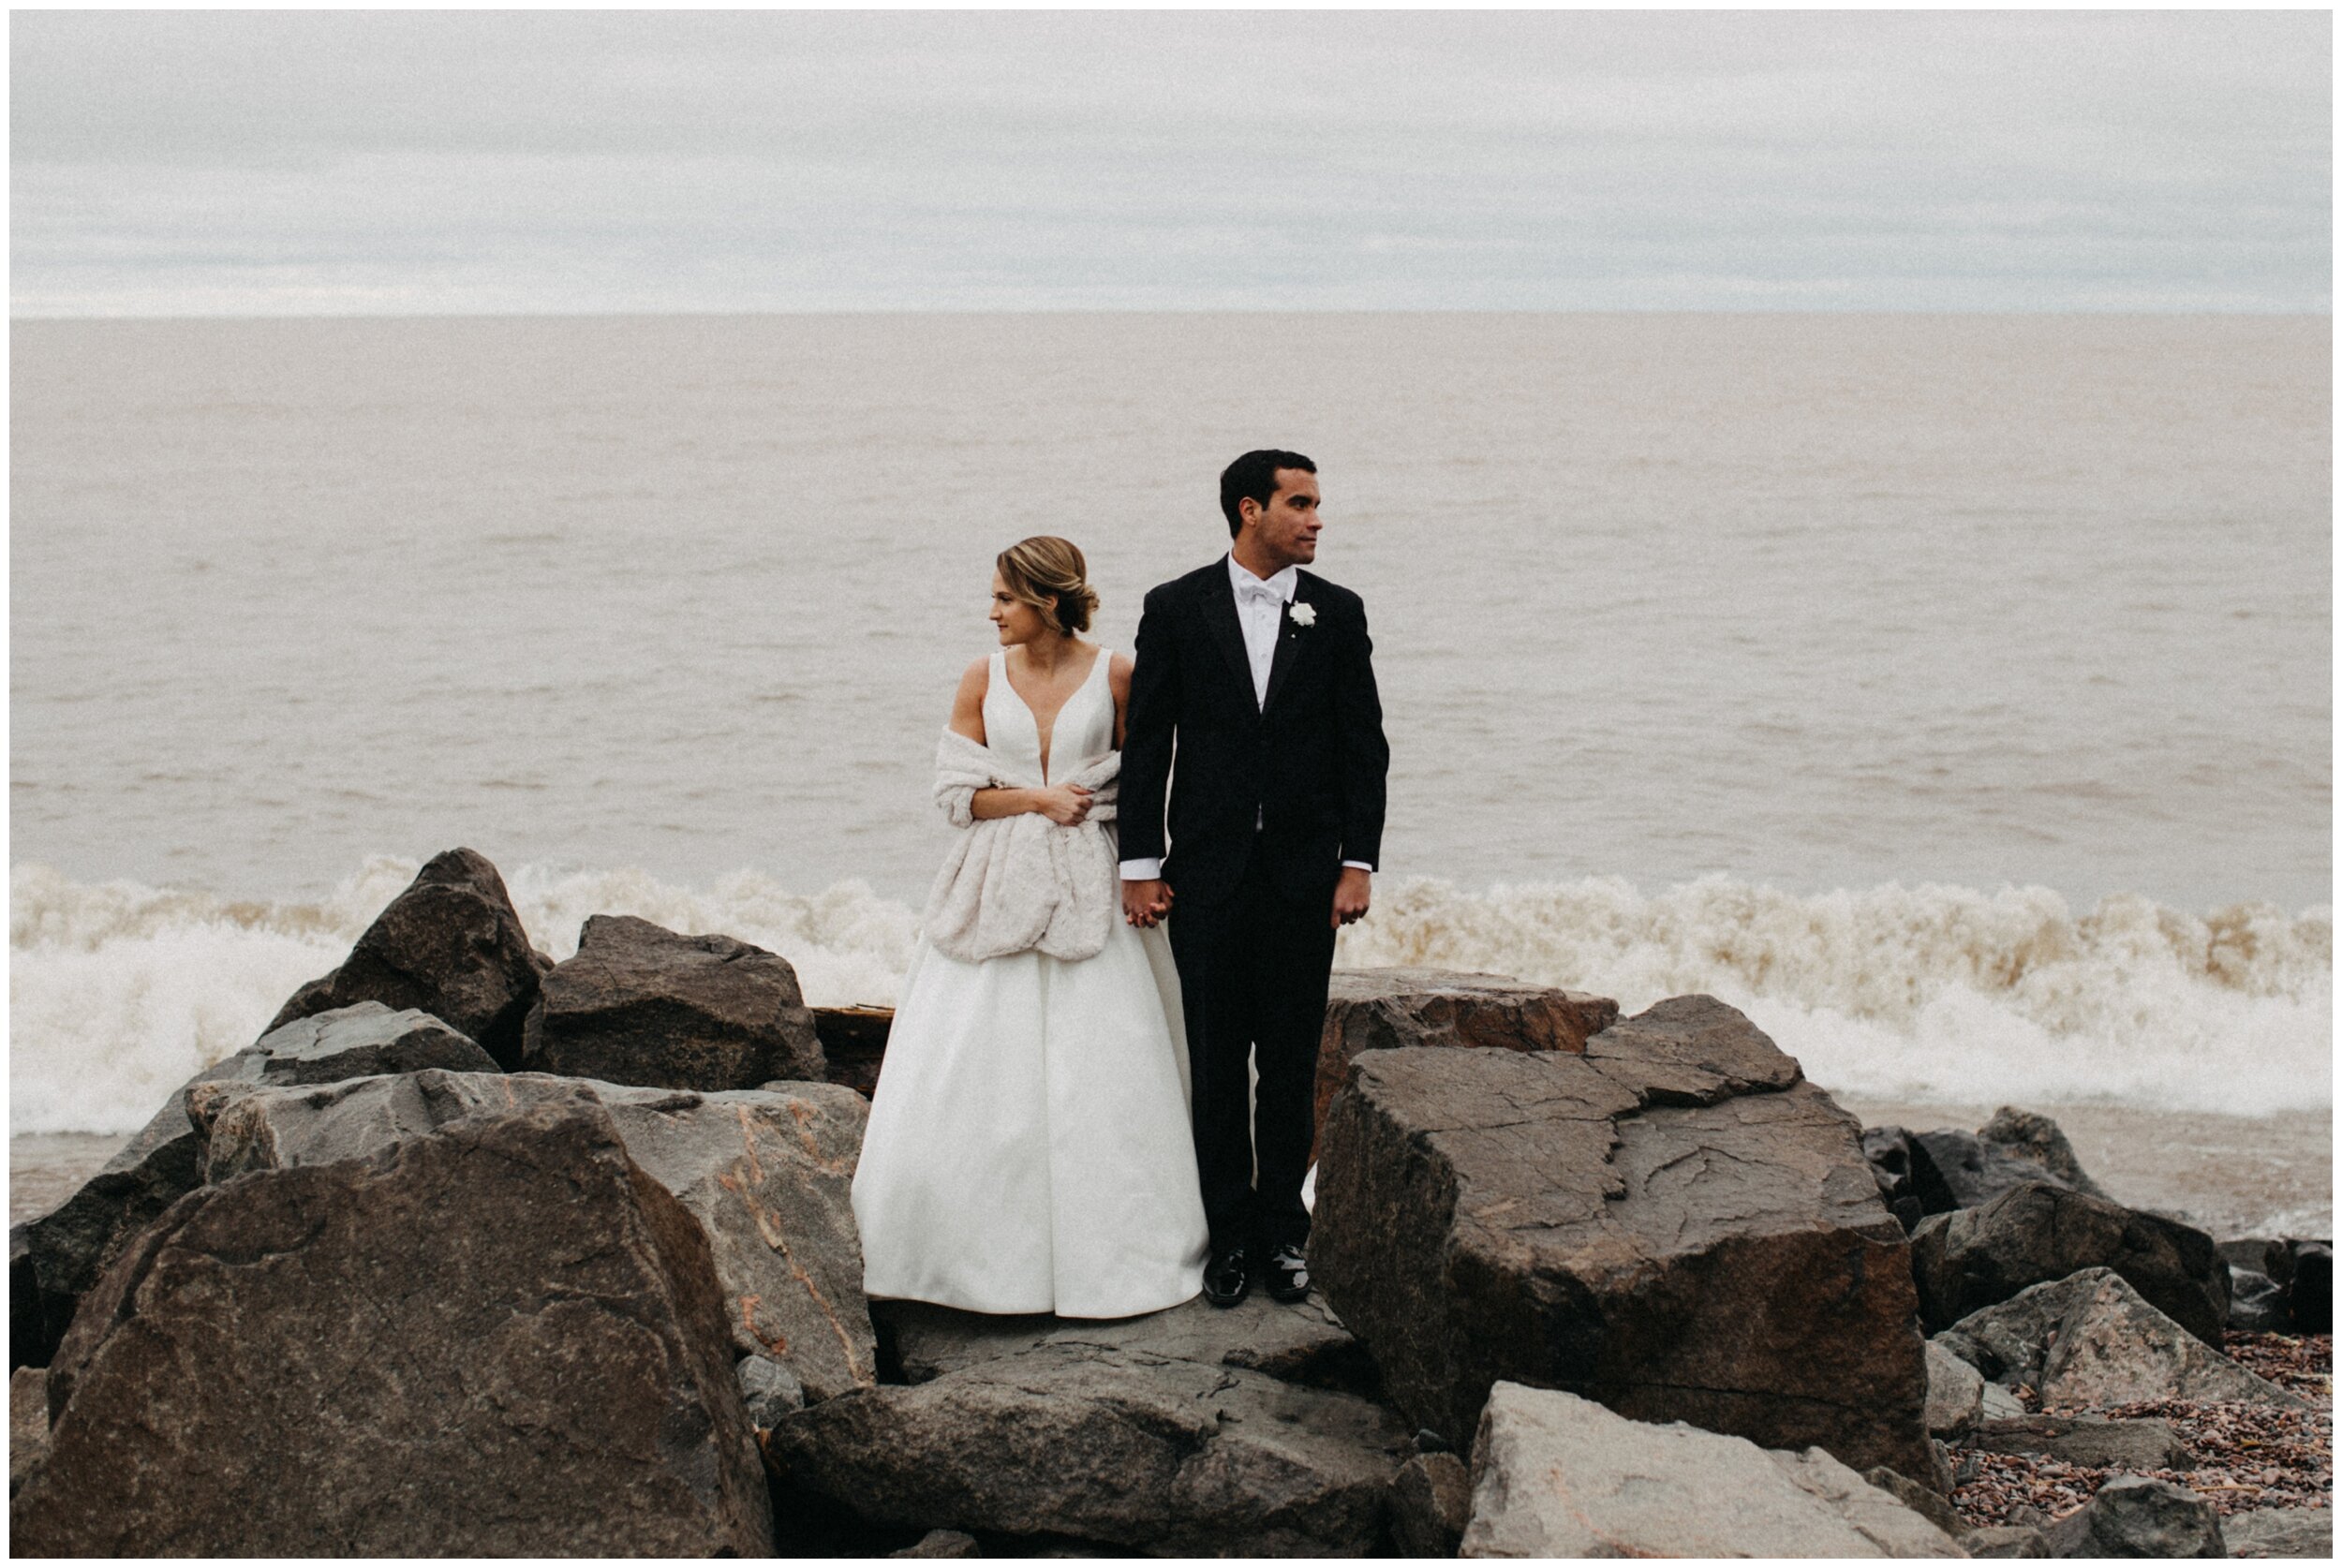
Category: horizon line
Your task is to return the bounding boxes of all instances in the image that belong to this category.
[11,304,2334,325]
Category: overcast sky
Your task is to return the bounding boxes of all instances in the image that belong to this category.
[10,9,2332,316]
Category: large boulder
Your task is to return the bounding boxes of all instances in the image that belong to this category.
[1310,995,1934,1478]
[1908,1182,2229,1341]
[1934,1268,2120,1388]
[1912,1130,2071,1211]
[10,1099,773,1555]
[764,1318,1414,1556]
[1458,1383,1963,1558]
[194,1067,876,1403]
[265,847,552,1069]
[14,1004,486,1368]
[2036,1269,2307,1410]
[1977,1107,2109,1200]
[2039,1476,2224,1559]
[523,914,825,1092]
[1313,969,1617,1163]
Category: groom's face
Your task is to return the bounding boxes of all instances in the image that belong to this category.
[1242,469,1323,570]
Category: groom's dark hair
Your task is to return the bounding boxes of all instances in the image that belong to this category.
[1220,450,1315,537]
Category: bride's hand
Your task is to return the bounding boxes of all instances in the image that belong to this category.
[1032,784,1094,826]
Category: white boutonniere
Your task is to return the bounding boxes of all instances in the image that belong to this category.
[1288,601,1316,628]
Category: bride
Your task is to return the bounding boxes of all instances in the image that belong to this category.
[852,536,1208,1317]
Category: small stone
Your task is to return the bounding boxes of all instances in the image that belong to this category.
[2228,1266,2290,1331]
[738,1353,807,1427]
[891,1528,982,1558]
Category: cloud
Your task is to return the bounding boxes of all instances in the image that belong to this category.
[10,10,2330,315]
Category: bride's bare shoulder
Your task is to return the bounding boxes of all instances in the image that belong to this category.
[1108,651,1134,702]
[950,655,991,742]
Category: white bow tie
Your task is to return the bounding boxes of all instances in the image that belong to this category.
[1236,580,1285,610]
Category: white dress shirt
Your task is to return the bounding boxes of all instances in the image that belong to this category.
[1119,555,1373,880]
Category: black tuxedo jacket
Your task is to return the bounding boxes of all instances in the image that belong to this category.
[1120,558,1388,908]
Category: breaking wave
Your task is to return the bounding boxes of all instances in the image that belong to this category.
[10,859,2329,1135]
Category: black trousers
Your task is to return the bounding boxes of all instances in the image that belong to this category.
[1166,851,1340,1252]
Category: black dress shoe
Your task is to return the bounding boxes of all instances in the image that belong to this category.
[1264,1242,1311,1303]
[1203,1246,1250,1308]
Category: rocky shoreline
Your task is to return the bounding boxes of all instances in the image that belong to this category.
[9,848,2332,1556]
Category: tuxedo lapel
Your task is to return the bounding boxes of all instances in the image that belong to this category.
[1261,577,1312,716]
[1200,559,1254,701]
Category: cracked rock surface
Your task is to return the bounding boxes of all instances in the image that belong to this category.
[10,1099,773,1556]
[192,1066,877,1402]
[524,912,825,1091]
[1309,994,1932,1477]
[264,846,552,1070]
[1459,1382,1963,1558]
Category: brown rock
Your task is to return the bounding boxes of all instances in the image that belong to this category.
[814,1004,894,1096]
[2037,1269,2308,1410]
[10,1367,45,1498]
[524,913,824,1092]
[266,847,552,1069]
[1309,995,1934,1478]
[1393,1450,1472,1558]
[1312,969,1617,1163]
[10,1100,772,1555]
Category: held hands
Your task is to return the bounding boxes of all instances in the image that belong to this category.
[1331,866,1372,929]
[1121,878,1173,928]
[1033,784,1094,826]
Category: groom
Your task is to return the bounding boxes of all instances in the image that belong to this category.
[1119,450,1389,1308]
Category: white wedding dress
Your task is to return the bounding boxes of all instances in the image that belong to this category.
[852,647,1208,1317]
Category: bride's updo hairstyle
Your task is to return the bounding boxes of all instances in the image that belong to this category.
[997,536,1099,637]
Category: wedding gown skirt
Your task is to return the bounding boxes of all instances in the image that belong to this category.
[852,647,1208,1318]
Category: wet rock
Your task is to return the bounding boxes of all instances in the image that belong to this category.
[740,1353,808,1428]
[2037,1270,2308,1411]
[878,1292,1377,1399]
[2039,1475,2224,1558]
[1393,1450,1471,1558]
[2221,1505,2335,1559]
[1968,1413,2194,1472]
[10,1367,45,1498]
[765,1343,1412,1556]
[524,913,824,1092]
[2288,1241,2331,1333]
[264,847,552,1069]
[1311,996,1933,1477]
[194,1067,875,1402]
[1925,1339,1983,1438]
[1978,1108,2109,1201]
[2229,1265,2290,1331]
[10,1100,772,1555]
[892,1529,983,1558]
[1314,969,1617,1164]
[1961,1523,2053,1557]
[1458,1383,1962,1558]
[1908,1182,2229,1341]
[814,1004,894,1097]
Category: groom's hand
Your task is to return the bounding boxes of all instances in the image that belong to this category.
[1121,878,1172,928]
[1331,866,1372,929]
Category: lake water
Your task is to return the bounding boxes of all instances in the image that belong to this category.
[10,313,2331,1140]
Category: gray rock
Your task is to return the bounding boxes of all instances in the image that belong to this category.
[1978,1108,2110,1200]
[1313,969,1618,1164]
[1961,1523,2053,1557]
[264,846,552,1069]
[9,1099,772,1555]
[523,913,824,1091]
[1908,1182,2229,1341]
[1914,1129,2070,1210]
[2038,1270,2307,1411]
[1969,1414,2193,1472]
[2229,1265,2290,1331]
[248,1000,498,1084]
[892,1529,983,1558]
[192,1067,876,1402]
[1862,1125,1957,1230]
[1936,1268,2123,1388]
[739,1352,808,1427]
[1979,1382,2027,1420]
[2039,1476,2224,1558]
[10,1368,45,1499]
[1863,1464,1966,1537]
[765,1342,1413,1556]
[879,1291,1377,1398]
[1925,1339,1984,1438]
[1310,996,1934,1478]
[2222,1506,2335,1559]
[1393,1450,1472,1558]
[1458,1383,1962,1558]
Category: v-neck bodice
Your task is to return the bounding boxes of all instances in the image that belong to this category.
[985,646,1113,783]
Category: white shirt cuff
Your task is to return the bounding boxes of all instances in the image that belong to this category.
[1341,860,1374,872]
[1119,858,1164,880]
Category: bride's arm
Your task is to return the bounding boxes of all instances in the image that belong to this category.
[952,656,1088,823]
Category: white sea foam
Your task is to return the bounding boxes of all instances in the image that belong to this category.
[8,859,2329,1135]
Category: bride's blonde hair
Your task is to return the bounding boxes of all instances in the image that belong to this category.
[997,536,1099,636]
